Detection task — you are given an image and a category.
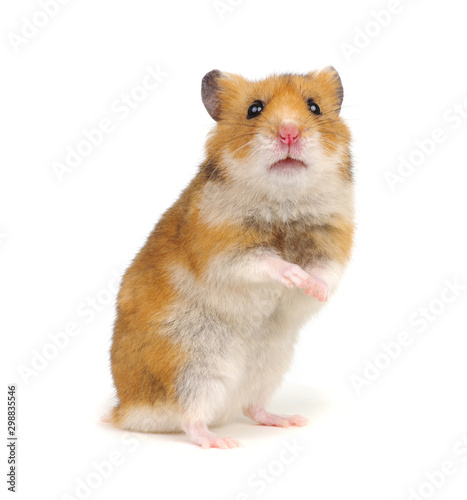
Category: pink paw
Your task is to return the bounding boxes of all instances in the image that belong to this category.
[244,406,309,428]
[279,263,312,290]
[283,414,310,427]
[199,436,242,450]
[304,275,329,302]
[183,421,242,449]
[260,413,310,428]
[276,263,329,301]
[263,256,329,300]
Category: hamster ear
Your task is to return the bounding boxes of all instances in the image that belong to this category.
[322,66,344,114]
[201,70,224,121]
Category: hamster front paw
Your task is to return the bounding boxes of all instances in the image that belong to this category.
[304,274,329,301]
[258,255,330,300]
[277,262,314,290]
[261,255,327,299]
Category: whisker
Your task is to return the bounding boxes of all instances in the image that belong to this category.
[230,140,253,156]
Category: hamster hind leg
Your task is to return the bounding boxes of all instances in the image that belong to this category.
[242,310,310,429]
[176,363,244,449]
[165,304,247,448]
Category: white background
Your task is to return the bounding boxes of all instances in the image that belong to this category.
[2,0,467,499]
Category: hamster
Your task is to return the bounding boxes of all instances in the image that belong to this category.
[109,67,355,449]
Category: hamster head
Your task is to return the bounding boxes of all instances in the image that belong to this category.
[201,68,352,197]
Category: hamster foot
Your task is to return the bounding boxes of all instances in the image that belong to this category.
[183,421,243,449]
[244,405,309,428]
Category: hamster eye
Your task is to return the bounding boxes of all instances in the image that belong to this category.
[307,99,321,116]
[247,100,264,119]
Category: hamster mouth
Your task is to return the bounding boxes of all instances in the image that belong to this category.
[269,158,307,172]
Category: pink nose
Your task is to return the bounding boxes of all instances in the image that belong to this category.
[279,123,299,145]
